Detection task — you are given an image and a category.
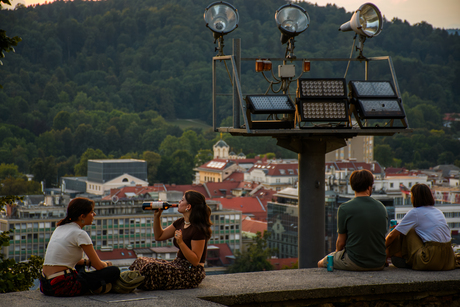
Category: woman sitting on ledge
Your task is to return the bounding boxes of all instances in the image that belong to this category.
[385,184,456,270]
[130,190,212,290]
[41,197,120,296]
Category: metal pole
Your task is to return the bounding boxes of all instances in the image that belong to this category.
[212,56,217,131]
[298,139,326,268]
[233,39,241,129]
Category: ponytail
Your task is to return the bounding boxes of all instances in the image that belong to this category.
[57,216,72,227]
[57,197,94,227]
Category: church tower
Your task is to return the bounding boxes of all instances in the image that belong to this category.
[213,139,229,159]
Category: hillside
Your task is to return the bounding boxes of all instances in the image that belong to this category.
[0,0,459,190]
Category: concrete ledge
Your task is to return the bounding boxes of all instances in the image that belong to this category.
[1,266,459,306]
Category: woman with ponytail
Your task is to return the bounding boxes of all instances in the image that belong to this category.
[40,197,120,296]
[130,190,212,290]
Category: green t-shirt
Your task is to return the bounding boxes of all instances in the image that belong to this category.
[337,196,388,268]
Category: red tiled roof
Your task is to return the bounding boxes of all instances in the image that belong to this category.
[163,184,209,198]
[224,171,245,182]
[205,182,240,198]
[236,181,259,190]
[385,167,408,174]
[242,218,267,234]
[269,258,298,270]
[196,159,234,171]
[209,243,234,265]
[326,161,383,174]
[217,197,267,221]
[248,162,299,177]
[96,248,137,260]
[102,185,165,200]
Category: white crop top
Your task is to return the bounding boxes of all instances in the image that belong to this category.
[43,222,93,269]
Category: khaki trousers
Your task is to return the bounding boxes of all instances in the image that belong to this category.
[387,229,456,271]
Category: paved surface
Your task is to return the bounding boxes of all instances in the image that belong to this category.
[1,266,459,306]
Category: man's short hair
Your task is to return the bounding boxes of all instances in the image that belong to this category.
[349,169,374,193]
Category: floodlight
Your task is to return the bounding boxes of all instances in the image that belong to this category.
[296,78,349,123]
[275,4,310,45]
[349,81,405,119]
[349,81,397,98]
[204,2,239,40]
[339,3,382,38]
[339,3,382,57]
[298,78,347,99]
[246,95,296,114]
[298,100,348,122]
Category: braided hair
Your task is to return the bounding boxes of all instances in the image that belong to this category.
[185,190,212,240]
[57,197,95,227]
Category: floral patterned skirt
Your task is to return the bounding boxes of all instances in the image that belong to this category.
[129,257,205,290]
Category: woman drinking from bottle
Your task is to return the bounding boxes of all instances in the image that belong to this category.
[130,190,212,290]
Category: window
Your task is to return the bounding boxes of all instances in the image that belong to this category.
[390,183,394,188]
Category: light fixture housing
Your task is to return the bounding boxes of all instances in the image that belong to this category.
[349,80,406,119]
[275,4,310,44]
[298,100,349,122]
[297,78,349,122]
[246,95,296,114]
[204,1,239,40]
[339,3,382,38]
[298,78,347,99]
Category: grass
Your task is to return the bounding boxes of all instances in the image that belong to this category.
[170,119,212,130]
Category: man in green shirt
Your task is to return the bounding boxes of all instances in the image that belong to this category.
[318,169,388,270]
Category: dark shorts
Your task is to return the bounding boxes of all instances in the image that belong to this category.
[324,250,385,271]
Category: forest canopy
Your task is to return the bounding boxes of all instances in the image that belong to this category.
[0,0,459,190]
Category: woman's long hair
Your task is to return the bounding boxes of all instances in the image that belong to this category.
[57,197,95,226]
[186,190,212,240]
[410,183,435,208]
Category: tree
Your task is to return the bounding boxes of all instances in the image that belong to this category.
[143,151,161,185]
[156,150,194,185]
[227,231,275,273]
[194,149,213,167]
[0,163,21,179]
[30,156,58,188]
[74,148,107,176]
[374,144,395,167]
[0,0,22,88]
[0,195,43,293]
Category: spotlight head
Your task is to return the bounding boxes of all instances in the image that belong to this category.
[349,80,406,120]
[204,1,239,40]
[339,3,382,38]
[246,95,296,114]
[275,4,310,44]
[297,78,349,123]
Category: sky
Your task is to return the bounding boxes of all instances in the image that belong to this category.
[4,0,460,29]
